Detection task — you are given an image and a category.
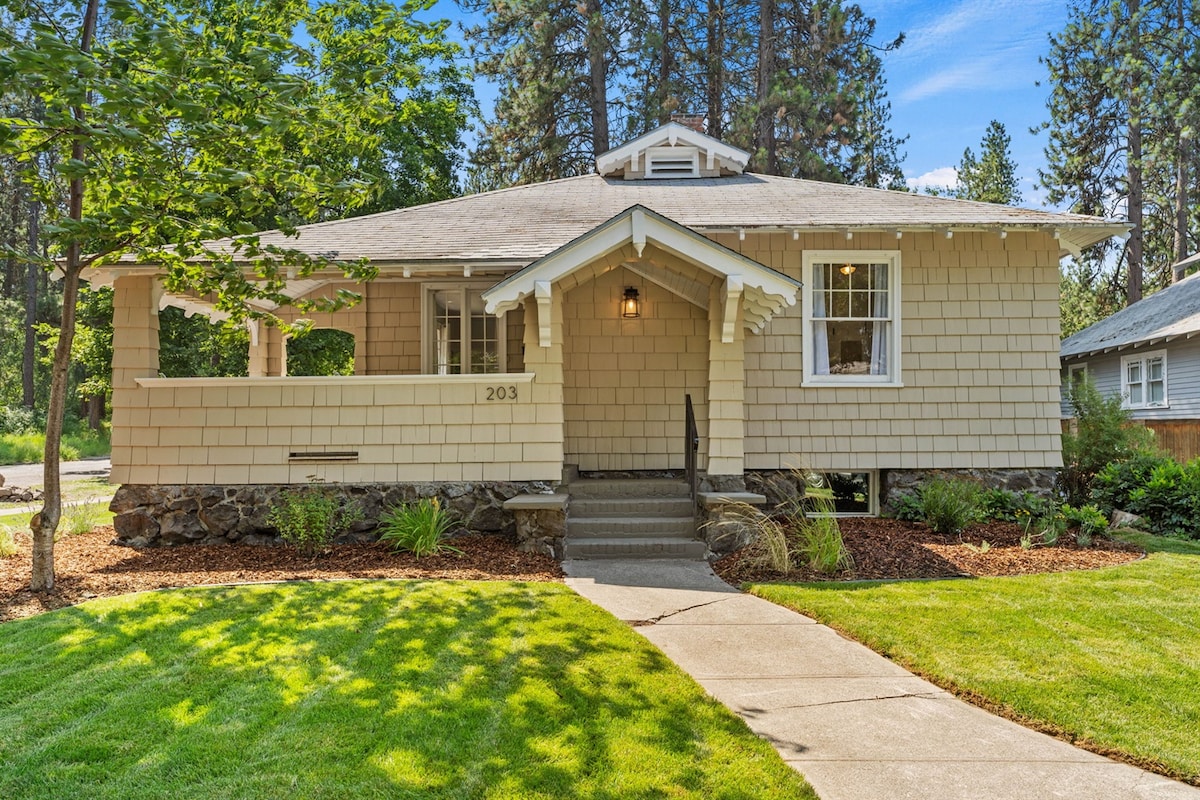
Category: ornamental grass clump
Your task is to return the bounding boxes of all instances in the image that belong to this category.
[787,495,853,575]
[0,522,17,557]
[377,497,462,557]
[918,477,982,536]
[704,502,791,572]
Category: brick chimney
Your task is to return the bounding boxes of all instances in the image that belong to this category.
[670,113,705,134]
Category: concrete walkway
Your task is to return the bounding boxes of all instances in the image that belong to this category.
[564,559,1199,800]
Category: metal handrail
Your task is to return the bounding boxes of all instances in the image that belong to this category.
[684,393,699,504]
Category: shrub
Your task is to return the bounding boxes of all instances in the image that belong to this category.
[1062,504,1107,546]
[918,477,982,536]
[0,405,39,436]
[1093,453,1200,538]
[979,489,1052,523]
[267,486,362,557]
[377,497,461,558]
[1058,375,1157,506]
[890,492,924,522]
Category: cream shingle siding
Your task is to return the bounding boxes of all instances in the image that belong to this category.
[562,263,710,471]
[736,230,1063,471]
[111,373,559,484]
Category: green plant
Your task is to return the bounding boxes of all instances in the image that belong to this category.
[377,497,462,557]
[918,477,982,536]
[979,489,1052,523]
[963,539,992,554]
[1019,531,1033,550]
[267,486,362,557]
[890,492,924,522]
[784,494,853,575]
[1094,454,1200,539]
[1058,375,1157,505]
[0,523,18,557]
[58,503,107,538]
[1024,511,1066,547]
[1063,504,1107,546]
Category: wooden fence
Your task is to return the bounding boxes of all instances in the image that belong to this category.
[1063,418,1200,463]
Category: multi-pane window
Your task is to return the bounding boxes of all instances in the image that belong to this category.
[803,251,900,385]
[1121,351,1167,408]
[427,286,504,374]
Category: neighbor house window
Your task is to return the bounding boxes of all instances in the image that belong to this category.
[803,251,901,385]
[1121,350,1167,409]
[425,285,504,374]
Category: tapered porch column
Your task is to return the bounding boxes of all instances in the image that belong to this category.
[706,280,746,479]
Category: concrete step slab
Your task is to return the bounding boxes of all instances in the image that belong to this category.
[569,497,695,517]
[567,478,690,499]
[564,537,707,560]
[567,516,695,538]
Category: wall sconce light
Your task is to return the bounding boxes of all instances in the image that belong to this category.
[839,263,856,276]
[621,286,641,318]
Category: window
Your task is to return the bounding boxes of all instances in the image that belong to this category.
[803,251,901,385]
[1121,350,1167,409]
[425,286,505,374]
[803,471,876,515]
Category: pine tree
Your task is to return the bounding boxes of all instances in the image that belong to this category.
[956,120,1021,205]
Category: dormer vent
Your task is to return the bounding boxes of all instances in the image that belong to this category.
[645,146,700,179]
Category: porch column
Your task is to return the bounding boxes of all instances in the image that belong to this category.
[518,290,566,481]
[706,285,746,479]
[110,275,161,483]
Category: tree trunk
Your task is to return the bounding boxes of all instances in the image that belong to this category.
[1171,0,1189,270]
[1125,0,1143,305]
[756,0,777,174]
[583,0,609,158]
[23,196,39,409]
[657,0,672,126]
[706,0,725,138]
[32,0,99,592]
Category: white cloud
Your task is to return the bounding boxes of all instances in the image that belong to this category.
[906,166,959,193]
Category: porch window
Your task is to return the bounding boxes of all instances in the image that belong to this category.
[1121,351,1167,409]
[425,286,504,374]
[803,251,901,386]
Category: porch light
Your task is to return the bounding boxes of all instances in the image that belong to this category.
[839,263,856,276]
[621,286,641,318]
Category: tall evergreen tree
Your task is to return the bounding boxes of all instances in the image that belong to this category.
[956,120,1021,205]
[1040,0,1200,305]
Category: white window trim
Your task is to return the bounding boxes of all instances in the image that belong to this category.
[1120,349,1168,409]
[801,250,902,387]
[421,283,507,375]
[645,145,700,178]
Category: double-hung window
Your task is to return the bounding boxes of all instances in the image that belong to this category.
[424,285,504,374]
[802,251,901,385]
[1121,350,1167,409]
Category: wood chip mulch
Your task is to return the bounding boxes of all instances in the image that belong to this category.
[712,517,1144,585]
[1,527,564,622]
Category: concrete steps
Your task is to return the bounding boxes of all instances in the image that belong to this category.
[564,478,703,560]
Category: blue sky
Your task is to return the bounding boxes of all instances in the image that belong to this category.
[433,0,1070,208]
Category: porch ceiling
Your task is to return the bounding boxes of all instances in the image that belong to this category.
[482,205,800,341]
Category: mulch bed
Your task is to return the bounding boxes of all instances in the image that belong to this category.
[3,518,1146,622]
[1,527,564,622]
[713,517,1144,585]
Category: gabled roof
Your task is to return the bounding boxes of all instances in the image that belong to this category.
[483,205,799,343]
[1061,266,1200,360]
[595,121,751,177]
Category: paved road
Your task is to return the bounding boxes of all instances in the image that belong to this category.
[565,558,1200,800]
[0,457,112,488]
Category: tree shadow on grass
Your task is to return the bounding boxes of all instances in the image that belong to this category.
[0,581,812,799]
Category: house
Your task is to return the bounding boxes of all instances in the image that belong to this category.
[1060,254,1200,461]
[90,123,1125,556]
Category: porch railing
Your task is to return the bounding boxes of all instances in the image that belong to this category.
[684,393,700,504]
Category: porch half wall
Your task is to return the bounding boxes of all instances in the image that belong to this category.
[111,373,562,485]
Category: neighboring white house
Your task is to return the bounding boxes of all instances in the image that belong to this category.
[1060,254,1200,461]
[90,123,1126,550]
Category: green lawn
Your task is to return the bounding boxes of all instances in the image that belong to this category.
[0,581,815,800]
[0,429,111,465]
[749,532,1200,783]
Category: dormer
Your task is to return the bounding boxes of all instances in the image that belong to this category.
[596,121,751,180]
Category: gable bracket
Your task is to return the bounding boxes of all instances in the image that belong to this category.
[631,207,647,257]
[721,275,743,344]
[534,280,552,348]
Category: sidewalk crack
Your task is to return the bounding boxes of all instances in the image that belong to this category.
[628,597,730,627]
[772,690,945,710]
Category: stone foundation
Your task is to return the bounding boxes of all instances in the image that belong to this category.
[881,468,1057,513]
[110,481,555,547]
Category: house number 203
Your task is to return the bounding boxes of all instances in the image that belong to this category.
[486,385,518,401]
